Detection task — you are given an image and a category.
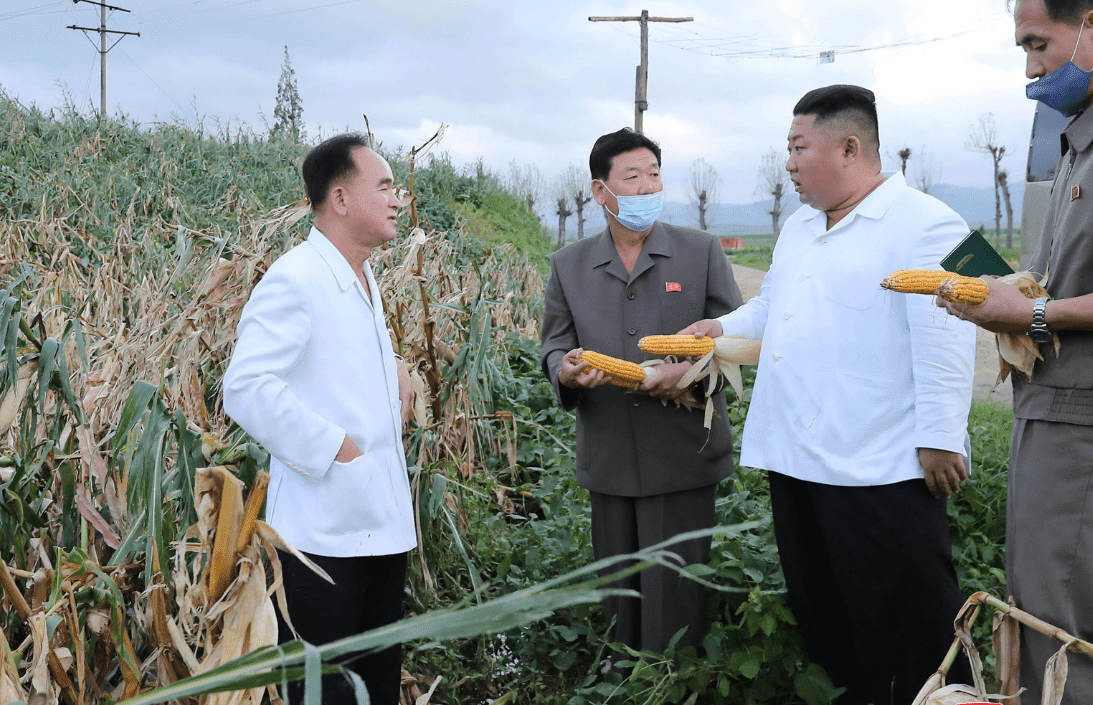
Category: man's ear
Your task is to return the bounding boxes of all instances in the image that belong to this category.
[591,179,608,206]
[327,182,349,216]
[843,135,861,160]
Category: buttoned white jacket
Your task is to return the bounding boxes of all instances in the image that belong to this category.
[223,227,416,556]
[717,173,976,486]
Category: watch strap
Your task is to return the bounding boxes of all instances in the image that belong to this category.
[1028,297,1051,342]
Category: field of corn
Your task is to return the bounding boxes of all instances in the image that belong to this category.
[0,92,1015,705]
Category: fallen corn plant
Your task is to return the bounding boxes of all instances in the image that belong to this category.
[0,95,556,703]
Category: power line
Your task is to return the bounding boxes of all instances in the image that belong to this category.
[67,0,139,116]
[79,49,97,111]
[133,0,364,31]
[590,10,694,133]
[706,25,986,60]
[605,11,1010,61]
[0,2,71,22]
[117,47,190,119]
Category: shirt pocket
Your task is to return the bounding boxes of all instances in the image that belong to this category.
[310,454,394,535]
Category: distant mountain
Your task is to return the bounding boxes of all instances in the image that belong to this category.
[546,181,1026,240]
[926,182,1026,231]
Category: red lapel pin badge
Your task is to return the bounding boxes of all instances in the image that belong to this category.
[665,282,682,292]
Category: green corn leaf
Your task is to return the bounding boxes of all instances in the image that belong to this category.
[34,337,60,411]
[110,381,158,456]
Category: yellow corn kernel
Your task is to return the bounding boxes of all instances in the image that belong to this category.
[639,335,716,357]
[880,269,953,294]
[580,351,648,387]
[937,276,989,306]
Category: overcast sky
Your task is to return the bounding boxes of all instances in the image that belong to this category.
[2,0,1033,205]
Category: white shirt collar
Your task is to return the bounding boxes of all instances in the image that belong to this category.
[801,171,905,237]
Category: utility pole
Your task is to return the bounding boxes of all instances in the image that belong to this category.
[589,10,692,133]
[67,0,139,117]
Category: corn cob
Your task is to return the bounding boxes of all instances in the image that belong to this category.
[936,276,989,305]
[579,351,650,387]
[638,334,716,357]
[880,269,953,294]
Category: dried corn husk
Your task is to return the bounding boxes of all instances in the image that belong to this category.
[991,597,1021,700]
[0,624,25,704]
[993,270,1060,383]
[676,335,762,428]
[191,468,278,705]
[912,591,1093,705]
[919,683,991,704]
[1042,641,1072,705]
[27,612,54,702]
[0,362,36,433]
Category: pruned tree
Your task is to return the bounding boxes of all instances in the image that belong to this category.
[563,164,593,240]
[910,146,943,195]
[506,160,545,216]
[756,148,791,241]
[897,147,912,175]
[688,158,720,231]
[552,178,572,246]
[998,168,1015,248]
[967,113,1007,246]
[273,46,305,140]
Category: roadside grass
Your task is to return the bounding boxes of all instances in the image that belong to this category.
[954,401,1012,603]
[726,234,775,271]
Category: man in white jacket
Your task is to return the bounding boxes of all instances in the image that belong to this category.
[224,133,415,705]
[682,85,975,705]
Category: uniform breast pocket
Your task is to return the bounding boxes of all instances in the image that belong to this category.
[658,289,705,334]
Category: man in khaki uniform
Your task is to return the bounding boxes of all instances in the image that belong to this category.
[940,1,1093,701]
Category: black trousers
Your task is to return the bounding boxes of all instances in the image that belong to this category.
[589,484,716,656]
[768,472,970,705]
[275,550,407,705]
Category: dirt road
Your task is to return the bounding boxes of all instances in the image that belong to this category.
[729,264,1012,407]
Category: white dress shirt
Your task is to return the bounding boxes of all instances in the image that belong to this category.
[717,172,975,486]
[223,227,416,556]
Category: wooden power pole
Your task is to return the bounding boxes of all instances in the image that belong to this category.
[67,0,139,117]
[589,10,692,133]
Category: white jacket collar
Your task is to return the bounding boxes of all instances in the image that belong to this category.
[307,226,364,292]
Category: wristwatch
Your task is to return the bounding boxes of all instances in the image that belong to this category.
[1028,297,1052,344]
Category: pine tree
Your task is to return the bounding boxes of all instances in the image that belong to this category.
[273,45,304,140]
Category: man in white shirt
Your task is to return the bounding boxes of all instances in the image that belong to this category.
[223,134,415,705]
[682,85,975,704]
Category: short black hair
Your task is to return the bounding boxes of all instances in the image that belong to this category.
[302,133,370,210]
[589,128,662,181]
[793,84,880,157]
[1041,0,1093,25]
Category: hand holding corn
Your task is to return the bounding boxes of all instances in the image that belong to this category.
[559,348,616,389]
[934,270,1060,383]
[578,350,657,388]
[638,361,696,402]
[880,269,989,305]
[643,330,763,428]
[885,268,1061,383]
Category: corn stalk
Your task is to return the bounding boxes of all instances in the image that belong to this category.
[0,100,547,702]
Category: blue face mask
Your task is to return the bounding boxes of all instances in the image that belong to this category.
[1026,21,1093,117]
[597,181,663,232]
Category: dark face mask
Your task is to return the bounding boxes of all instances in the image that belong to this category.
[1026,21,1093,117]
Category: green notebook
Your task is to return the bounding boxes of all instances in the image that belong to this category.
[940,230,1014,277]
